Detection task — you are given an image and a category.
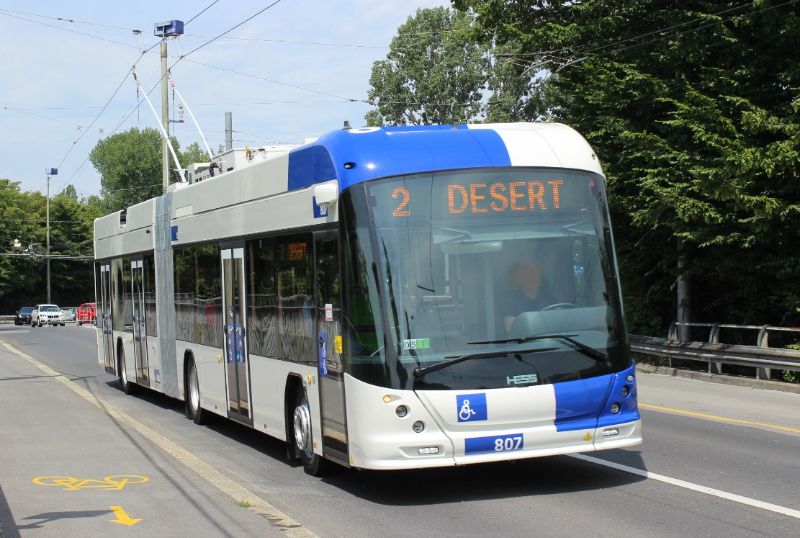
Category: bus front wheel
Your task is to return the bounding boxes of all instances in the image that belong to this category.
[293,391,327,476]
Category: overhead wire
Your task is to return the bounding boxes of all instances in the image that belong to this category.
[0,7,138,31]
[185,0,222,26]
[0,10,141,51]
[177,0,286,59]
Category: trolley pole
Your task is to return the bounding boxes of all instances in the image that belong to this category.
[161,39,169,192]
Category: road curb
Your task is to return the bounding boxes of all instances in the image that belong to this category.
[636,363,800,395]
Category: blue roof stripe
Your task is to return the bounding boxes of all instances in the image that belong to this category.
[287,125,512,191]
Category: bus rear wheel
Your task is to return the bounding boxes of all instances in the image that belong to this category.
[118,347,134,395]
[293,391,327,476]
[186,360,207,425]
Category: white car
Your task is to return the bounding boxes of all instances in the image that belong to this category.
[31,304,65,327]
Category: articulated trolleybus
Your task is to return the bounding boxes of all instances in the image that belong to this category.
[93,122,641,474]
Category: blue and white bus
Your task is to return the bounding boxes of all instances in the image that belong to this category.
[93,122,641,474]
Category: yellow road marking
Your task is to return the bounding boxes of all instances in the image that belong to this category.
[639,403,800,434]
[2,340,317,538]
[110,505,141,527]
[32,475,149,491]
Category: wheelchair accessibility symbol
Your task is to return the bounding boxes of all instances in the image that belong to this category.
[459,400,476,421]
[456,393,487,422]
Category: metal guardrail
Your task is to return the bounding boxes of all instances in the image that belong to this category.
[631,322,800,380]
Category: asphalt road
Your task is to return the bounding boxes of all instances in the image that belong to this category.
[1,324,798,537]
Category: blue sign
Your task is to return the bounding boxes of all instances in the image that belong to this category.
[170,225,178,242]
[312,197,329,218]
[465,433,524,455]
[318,331,328,376]
[456,393,487,422]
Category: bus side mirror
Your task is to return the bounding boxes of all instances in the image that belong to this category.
[313,181,339,207]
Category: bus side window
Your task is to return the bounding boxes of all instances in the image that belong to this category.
[246,238,279,358]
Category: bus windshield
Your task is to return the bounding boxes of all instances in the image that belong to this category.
[341,168,629,391]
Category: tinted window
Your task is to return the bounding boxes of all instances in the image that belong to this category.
[247,237,279,357]
[276,234,314,364]
[174,244,223,347]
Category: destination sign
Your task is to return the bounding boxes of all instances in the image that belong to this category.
[369,170,598,224]
[389,179,566,217]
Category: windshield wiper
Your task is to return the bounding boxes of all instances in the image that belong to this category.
[468,334,610,365]
[413,347,557,379]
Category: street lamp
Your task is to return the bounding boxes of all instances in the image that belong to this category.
[45,167,57,303]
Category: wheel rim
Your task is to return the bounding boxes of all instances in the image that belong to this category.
[293,398,313,458]
[189,364,200,412]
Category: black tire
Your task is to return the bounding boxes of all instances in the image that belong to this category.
[118,347,134,395]
[186,360,208,425]
[77,321,82,326]
[292,390,328,476]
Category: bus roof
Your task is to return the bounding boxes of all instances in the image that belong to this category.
[287,122,604,192]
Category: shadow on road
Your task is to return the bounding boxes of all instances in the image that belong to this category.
[16,509,111,530]
[321,450,647,506]
[0,485,21,538]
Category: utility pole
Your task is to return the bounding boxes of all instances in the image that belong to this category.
[154,20,184,192]
[225,112,233,151]
[161,39,169,192]
[45,167,58,303]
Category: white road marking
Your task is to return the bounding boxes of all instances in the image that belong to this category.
[571,454,800,520]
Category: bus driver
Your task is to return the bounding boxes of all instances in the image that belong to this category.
[503,257,557,333]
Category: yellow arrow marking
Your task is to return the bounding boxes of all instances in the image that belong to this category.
[110,506,141,527]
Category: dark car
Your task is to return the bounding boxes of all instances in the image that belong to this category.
[15,306,34,325]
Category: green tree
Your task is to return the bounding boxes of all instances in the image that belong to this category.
[458,0,800,332]
[90,128,164,212]
[366,7,489,125]
[0,180,45,309]
[181,141,211,167]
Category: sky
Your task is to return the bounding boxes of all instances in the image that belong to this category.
[0,0,448,198]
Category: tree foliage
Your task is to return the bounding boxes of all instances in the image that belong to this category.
[454,0,800,332]
[366,7,489,125]
[89,128,203,213]
[0,179,96,312]
[90,127,164,213]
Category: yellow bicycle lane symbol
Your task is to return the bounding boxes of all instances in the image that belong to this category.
[32,475,149,491]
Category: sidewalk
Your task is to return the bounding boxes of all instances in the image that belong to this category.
[0,344,277,538]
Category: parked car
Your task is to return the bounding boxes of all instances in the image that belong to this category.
[31,304,65,327]
[76,302,96,326]
[62,306,77,323]
[14,306,34,325]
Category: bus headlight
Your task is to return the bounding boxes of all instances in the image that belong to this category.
[412,421,425,433]
[395,405,409,418]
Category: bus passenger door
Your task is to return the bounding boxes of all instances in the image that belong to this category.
[221,247,252,423]
[131,259,149,386]
[99,263,115,374]
[314,231,348,460]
